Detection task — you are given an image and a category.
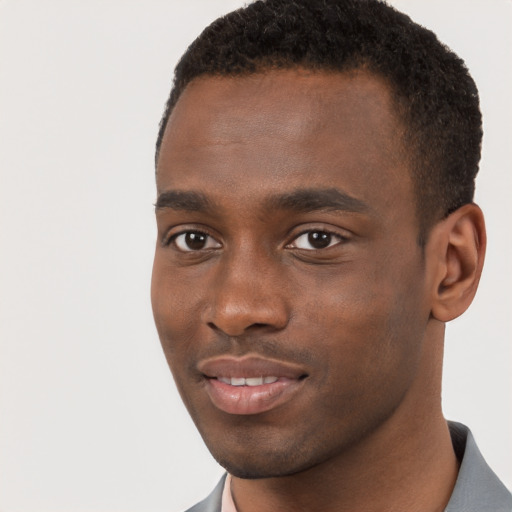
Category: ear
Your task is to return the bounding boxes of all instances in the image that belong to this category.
[428,203,486,322]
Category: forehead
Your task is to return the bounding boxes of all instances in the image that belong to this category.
[157,69,412,218]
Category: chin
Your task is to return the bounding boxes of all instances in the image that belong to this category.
[207,437,334,480]
[214,455,312,480]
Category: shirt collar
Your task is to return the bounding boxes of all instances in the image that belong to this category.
[445,421,511,511]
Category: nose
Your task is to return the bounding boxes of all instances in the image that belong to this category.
[204,251,290,337]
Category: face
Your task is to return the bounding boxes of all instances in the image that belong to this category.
[152,69,435,478]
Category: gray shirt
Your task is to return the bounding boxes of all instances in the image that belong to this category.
[446,422,511,511]
[186,422,512,512]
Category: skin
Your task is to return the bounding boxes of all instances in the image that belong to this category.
[152,69,486,512]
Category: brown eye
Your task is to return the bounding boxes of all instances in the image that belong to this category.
[172,231,221,252]
[308,231,332,249]
[290,230,344,250]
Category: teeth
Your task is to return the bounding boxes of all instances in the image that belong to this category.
[217,376,279,386]
[245,377,263,386]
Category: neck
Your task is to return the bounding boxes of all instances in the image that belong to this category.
[230,321,459,512]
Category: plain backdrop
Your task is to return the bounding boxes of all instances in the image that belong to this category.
[0,1,511,511]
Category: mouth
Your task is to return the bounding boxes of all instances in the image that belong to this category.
[217,376,280,386]
[198,356,308,416]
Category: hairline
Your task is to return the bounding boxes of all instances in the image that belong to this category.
[155,64,438,246]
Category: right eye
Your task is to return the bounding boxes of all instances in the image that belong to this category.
[170,231,221,252]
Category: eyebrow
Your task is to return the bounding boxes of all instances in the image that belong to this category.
[265,188,371,214]
[154,187,370,216]
[154,191,212,212]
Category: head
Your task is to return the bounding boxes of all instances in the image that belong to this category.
[155,0,482,243]
[151,0,485,479]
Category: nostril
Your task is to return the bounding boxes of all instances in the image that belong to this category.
[207,320,276,335]
[204,300,290,336]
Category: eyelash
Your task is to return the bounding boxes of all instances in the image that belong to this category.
[165,227,347,253]
[286,229,347,251]
[165,229,221,252]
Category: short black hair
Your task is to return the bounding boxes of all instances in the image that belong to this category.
[156,0,482,241]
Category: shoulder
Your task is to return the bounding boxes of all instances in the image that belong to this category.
[183,475,227,512]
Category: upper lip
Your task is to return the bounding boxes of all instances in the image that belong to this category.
[198,355,308,380]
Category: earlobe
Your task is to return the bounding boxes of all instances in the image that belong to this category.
[429,203,486,322]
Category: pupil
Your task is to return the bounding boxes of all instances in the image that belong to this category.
[186,232,207,250]
[308,231,331,249]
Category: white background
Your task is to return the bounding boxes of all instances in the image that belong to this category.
[0,1,510,511]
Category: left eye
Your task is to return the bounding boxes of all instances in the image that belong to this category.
[289,230,343,250]
[171,231,221,252]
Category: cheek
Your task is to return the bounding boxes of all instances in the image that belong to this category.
[298,293,425,438]
[296,264,427,386]
[151,255,200,359]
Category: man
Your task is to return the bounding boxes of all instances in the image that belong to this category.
[151,0,512,511]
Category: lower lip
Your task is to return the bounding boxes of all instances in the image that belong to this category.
[205,378,304,415]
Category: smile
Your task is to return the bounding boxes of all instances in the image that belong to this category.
[217,376,279,386]
[198,356,308,416]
